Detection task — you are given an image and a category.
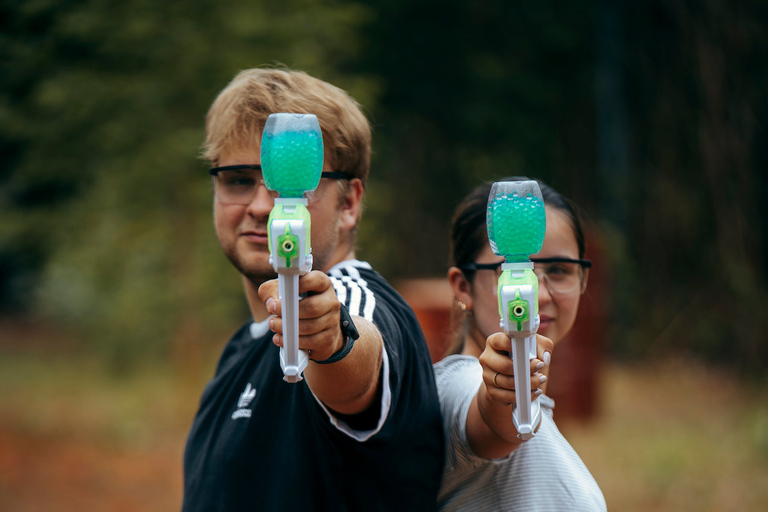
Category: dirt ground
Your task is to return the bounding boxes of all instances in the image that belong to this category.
[0,427,183,512]
[0,318,187,512]
[2,316,768,511]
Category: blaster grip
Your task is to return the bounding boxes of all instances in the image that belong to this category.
[498,264,542,440]
[509,333,541,440]
[269,201,312,383]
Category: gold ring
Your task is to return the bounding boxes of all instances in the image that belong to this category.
[493,372,501,388]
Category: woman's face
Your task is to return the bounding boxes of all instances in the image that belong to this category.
[471,207,585,345]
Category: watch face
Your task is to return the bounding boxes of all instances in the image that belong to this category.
[339,303,360,340]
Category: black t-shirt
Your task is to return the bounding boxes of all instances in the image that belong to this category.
[182,260,444,511]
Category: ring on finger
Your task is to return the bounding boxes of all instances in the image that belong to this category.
[493,372,501,388]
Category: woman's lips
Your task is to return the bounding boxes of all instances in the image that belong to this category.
[538,315,554,331]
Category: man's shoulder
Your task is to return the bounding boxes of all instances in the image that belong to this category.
[327,259,379,284]
[214,320,270,375]
[328,259,432,368]
[327,259,400,320]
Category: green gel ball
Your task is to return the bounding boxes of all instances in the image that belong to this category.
[261,113,324,198]
[486,181,546,261]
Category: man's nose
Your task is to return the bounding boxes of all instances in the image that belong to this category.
[245,184,275,218]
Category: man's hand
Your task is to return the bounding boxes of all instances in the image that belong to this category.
[259,270,382,415]
[258,270,346,362]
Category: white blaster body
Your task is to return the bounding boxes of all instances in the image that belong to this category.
[498,262,541,440]
[268,199,313,383]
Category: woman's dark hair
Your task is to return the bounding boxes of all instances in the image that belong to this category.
[446,176,587,356]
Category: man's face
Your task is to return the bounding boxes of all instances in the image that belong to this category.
[213,144,345,284]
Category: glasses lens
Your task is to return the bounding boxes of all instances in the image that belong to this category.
[214,169,278,205]
[304,182,328,205]
[536,262,583,293]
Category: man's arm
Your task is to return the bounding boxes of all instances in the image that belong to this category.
[259,270,383,416]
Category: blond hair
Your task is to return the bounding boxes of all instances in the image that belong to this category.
[203,68,371,186]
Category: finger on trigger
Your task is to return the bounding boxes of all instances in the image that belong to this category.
[299,270,331,294]
[487,332,512,355]
[257,279,279,303]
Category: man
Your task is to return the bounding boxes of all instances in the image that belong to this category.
[182,68,444,511]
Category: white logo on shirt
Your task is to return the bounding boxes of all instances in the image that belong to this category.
[232,383,256,419]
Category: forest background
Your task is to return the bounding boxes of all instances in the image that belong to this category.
[1,0,767,510]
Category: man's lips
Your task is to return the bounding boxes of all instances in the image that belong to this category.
[240,230,269,244]
[539,315,554,330]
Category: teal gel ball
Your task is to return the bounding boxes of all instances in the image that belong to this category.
[261,113,324,198]
[486,181,546,261]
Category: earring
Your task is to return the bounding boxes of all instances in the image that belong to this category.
[457,301,473,317]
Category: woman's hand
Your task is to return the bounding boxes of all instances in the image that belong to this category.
[479,332,553,406]
[466,332,554,459]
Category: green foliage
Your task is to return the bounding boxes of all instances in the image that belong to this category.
[1,0,766,374]
[0,0,375,367]
[352,0,596,277]
[605,0,768,371]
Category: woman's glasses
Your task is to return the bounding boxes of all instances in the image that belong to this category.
[209,164,351,205]
[459,257,592,294]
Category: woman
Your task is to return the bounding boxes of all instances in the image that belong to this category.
[435,178,606,511]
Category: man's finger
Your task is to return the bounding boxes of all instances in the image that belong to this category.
[298,270,332,294]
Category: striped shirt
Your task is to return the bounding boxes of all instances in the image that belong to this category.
[328,259,378,321]
[435,354,607,512]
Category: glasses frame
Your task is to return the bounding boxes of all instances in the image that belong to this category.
[209,164,350,181]
[458,257,592,294]
[209,164,352,205]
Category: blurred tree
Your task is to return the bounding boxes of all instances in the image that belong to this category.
[352,0,597,278]
[610,0,768,371]
[0,0,376,368]
[1,0,765,375]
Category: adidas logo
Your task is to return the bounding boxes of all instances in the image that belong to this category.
[232,383,256,420]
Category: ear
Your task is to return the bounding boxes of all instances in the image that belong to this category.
[338,178,364,232]
[580,267,590,294]
[448,266,473,313]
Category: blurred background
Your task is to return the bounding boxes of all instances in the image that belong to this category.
[1,0,767,510]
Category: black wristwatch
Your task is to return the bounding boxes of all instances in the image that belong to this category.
[312,303,360,365]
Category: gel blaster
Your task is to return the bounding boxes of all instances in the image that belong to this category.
[486,180,547,440]
[261,113,324,383]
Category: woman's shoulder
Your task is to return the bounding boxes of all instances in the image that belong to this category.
[433,354,480,378]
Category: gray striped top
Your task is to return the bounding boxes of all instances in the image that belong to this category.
[435,355,607,512]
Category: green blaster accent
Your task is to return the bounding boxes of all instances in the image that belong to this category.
[261,113,324,198]
[486,181,546,263]
[267,203,312,266]
[508,289,530,332]
[277,225,299,268]
[497,266,539,330]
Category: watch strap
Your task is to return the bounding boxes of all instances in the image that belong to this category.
[312,303,360,365]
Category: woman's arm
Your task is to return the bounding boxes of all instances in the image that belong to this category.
[466,332,553,459]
